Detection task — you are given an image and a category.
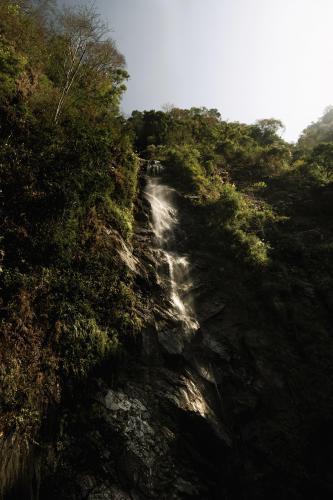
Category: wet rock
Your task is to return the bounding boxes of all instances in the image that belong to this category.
[197,298,226,324]
[157,328,185,355]
[202,333,231,361]
[89,485,132,500]
[39,169,333,500]
[104,227,141,274]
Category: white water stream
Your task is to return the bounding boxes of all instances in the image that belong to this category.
[144,163,198,332]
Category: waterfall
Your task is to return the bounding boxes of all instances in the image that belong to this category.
[144,162,198,333]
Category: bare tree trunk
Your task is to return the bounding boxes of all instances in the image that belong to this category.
[54,47,86,123]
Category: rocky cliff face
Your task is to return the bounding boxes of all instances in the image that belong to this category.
[36,166,333,500]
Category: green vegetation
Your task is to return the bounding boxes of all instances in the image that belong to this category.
[1,2,333,497]
[129,108,289,267]
[298,106,333,150]
[0,0,141,452]
[129,105,333,333]
[129,107,333,494]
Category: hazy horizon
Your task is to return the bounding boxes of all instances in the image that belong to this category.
[66,0,333,142]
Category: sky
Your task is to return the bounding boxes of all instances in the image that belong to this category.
[67,0,333,142]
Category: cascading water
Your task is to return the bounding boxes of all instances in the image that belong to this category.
[144,162,199,333]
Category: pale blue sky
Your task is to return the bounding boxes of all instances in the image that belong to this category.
[67,0,333,141]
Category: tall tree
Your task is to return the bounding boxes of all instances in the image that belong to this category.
[51,4,125,123]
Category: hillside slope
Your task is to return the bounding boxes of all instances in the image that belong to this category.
[1,3,333,499]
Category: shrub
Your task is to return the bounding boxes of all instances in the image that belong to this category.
[60,317,118,378]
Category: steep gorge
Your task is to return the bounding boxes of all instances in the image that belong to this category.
[38,161,233,499]
[1,3,333,498]
[35,160,333,500]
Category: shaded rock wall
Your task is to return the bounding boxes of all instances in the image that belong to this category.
[37,170,333,500]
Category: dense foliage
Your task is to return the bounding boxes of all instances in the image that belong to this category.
[0,0,141,456]
[298,106,333,150]
[130,105,333,487]
[129,106,333,272]
[1,1,333,497]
